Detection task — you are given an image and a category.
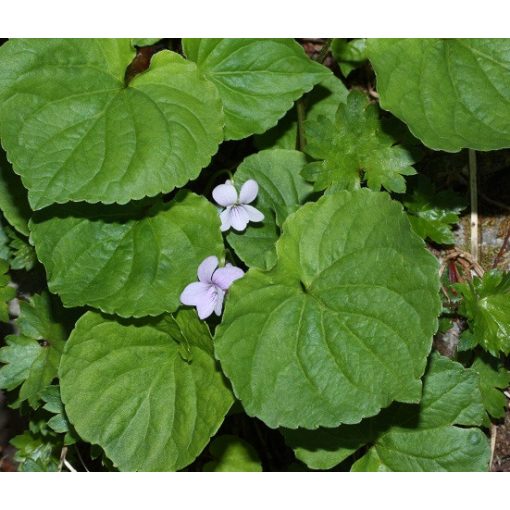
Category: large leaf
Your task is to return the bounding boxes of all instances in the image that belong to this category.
[29,191,224,318]
[286,355,490,471]
[0,39,223,210]
[59,310,234,471]
[0,293,67,407]
[215,190,440,429]
[183,38,330,140]
[303,90,416,194]
[367,39,510,152]
[456,270,510,356]
[226,149,313,269]
[0,148,31,236]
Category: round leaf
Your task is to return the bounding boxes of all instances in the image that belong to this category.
[29,191,224,318]
[367,39,510,151]
[215,190,440,429]
[59,311,234,471]
[0,39,224,209]
[183,38,330,140]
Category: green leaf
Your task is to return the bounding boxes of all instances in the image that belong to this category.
[367,39,510,152]
[215,190,440,429]
[131,38,161,47]
[0,258,14,322]
[226,149,313,269]
[254,75,348,150]
[4,226,36,271]
[0,292,67,407]
[456,270,510,356]
[41,385,78,444]
[203,435,262,472]
[0,148,31,236]
[29,191,224,318]
[10,430,60,472]
[331,38,368,77]
[59,310,234,471]
[303,90,416,194]
[403,175,466,245]
[471,353,510,419]
[0,39,223,210]
[183,38,330,140]
[288,355,489,472]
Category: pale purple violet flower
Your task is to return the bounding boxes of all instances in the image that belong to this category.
[212,179,264,232]
[180,256,244,319]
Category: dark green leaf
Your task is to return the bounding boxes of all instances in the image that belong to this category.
[203,435,262,472]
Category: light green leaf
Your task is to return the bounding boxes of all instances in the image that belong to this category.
[331,38,368,77]
[10,431,60,472]
[4,226,36,271]
[0,148,31,236]
[471,353,510,419]
[0,292,67,407]
[456,270,510,356]
[403,175,466,245]
[203,435,262,472]
[215,190,440,429]
[226,149,313,269]
[0,258,15,322]
[288,355,489,472]
[41,385,78,444]
[367,39,510,151]
[303,90,416,194]
[254,75,348,150]
[29,191,224,318]
[0,39,223,210]
[131,38,161,47]
[183,38,330,140]
[59,310,234,471]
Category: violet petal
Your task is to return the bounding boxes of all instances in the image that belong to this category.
[239,179,259,204]
[195,285,219,320]
[212,264,244,291]
[220,207,233,232]
[180,281,211,306]
[242,204,264,222]
[230,205,250,231]
[214,287,226,316]
[197,255,218,283]
[212,182,237,207]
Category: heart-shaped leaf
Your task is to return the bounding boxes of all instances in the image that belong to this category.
[367,39,510,151]
[59,310,234,471]
[215,190,440,429]
[0,39,224,209]
[285,355,489,471]
[29,191,224,318]
[183,38,330,140]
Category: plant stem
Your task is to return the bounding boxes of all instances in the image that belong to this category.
[469,149,479,262]
[316,38,333,64]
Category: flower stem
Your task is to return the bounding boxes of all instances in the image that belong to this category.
[469,149,479,262]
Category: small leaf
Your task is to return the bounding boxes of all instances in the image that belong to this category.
[183,38,330,140]
[0,292,67,407]
[331,38,368,77]
[0,39,223,209]
[215,190,440,429]
[0,148,31,236]
[4,225,36,271]
[254,75,348,150]
[41,385,78,444]
[203,435,262,472]
[303,90,416,194]
[456,270,510,356]
[131,38,161,47]
[287,355,489,472]
[29,191,224,318]
[403,175,466,245]
[59,310,234,471]
[10,430,60,472]
[471,352,510,419]
[226,149,313,269]
[367,39,510,151]
[0,258,15,322]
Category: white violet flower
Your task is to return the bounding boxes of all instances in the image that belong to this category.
[179,256,244,320]
[212,179,264,232]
